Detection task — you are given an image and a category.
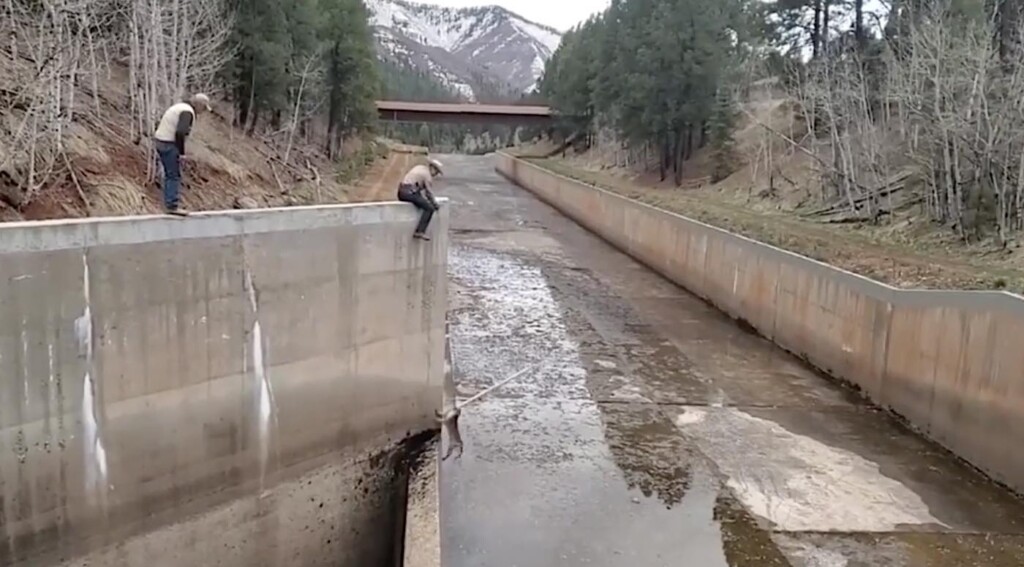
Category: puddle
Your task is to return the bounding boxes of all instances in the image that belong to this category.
[596,402,694,507]
[443,239,781,566]
[448,245,588,401]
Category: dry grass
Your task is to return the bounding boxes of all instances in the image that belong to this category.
[90,176,153,216]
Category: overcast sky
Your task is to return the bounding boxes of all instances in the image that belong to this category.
[422,0,611,31]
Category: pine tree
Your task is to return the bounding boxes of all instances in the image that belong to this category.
[319,0,379,157]
[224,0,380,158]
[709,89,738,182]
[418,124,432,147]
[228,0,291,131]
[541,0,755,185]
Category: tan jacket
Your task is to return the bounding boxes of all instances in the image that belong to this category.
[402,165,433,190]
[154,102,196,154]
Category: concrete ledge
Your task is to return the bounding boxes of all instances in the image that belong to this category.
[0,202,448,565]
[496,151,1024,494]
[0,198,449,252]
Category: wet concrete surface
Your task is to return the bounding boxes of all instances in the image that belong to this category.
[438,154,1024,566]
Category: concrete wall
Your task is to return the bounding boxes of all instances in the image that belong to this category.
[0,202,448,566]
[496,153,1024,494]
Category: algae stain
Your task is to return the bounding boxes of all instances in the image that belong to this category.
[715,494,792,567]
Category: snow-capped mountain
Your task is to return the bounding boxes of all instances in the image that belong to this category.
[366,0,562,101]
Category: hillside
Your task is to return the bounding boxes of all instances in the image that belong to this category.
[0,0,553,222]
[367,0,562,100]
[0,0,435,222]
[0,66,402,222]
[520,95,1024,292]
[534,0,1024,293]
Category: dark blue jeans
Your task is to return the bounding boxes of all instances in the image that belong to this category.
[156,141,180,209]
[397,183,436,234]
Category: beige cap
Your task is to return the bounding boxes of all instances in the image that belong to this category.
[191,93,212,111]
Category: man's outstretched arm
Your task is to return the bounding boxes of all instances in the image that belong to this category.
[175,111,194,155]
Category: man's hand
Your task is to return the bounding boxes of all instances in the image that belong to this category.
[424,188,439,209]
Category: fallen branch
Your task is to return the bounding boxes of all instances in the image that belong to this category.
[741,108,876,197]
[61,151,91,216]
[269,162,286,195]
[305,159,322,202]
[819,196,923,223]
[805,185,907,217]
[252,144,306,180]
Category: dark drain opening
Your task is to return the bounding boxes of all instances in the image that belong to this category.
[383,430,437,567]
[0,429,438,567]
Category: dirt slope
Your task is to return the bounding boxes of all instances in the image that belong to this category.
[349,143,428,202]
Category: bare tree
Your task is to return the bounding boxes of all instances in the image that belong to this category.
[788,2,1024,243]
[284,51,323,164]
[0,0,233,210]
[124,0,234,143]
[0,0,116,207]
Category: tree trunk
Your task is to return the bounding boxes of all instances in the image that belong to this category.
[998,0,1022,66]
[855,0,865,52]
[326,45,341,158]
[674,127,686,186]
[885,0,902,41]
[237,80,251,128]
[659,140,668,182]
[812,0,822,59]
[244,63,257,134]
[822,0,831,56]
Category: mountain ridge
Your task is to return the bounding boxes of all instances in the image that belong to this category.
[365,0,562,101]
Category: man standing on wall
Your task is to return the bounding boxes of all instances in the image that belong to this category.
[154,93,212,216]
[397,158,444,241]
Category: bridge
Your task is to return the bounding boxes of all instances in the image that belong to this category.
[375,100,555,127]
[3,154,1024,566]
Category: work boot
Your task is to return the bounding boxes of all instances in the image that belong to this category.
[166,206,190,217]
[413,232,431,241]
